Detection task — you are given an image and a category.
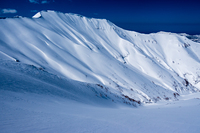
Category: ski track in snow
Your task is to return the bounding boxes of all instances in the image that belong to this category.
[1,10,200,132]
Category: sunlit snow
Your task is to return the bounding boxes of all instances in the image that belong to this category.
[0,10,200,132]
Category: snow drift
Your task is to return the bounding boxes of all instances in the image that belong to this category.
[1,10,200,104]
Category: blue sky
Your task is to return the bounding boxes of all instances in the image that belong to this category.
[1,0,200,34]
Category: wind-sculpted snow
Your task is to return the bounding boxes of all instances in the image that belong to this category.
[0,10,200,104]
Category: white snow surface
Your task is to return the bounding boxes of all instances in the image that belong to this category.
[32,12,41,18]
[1,10,200,103]
[1,10,200,132]
[1,60,200,133]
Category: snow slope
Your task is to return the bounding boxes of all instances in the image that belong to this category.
[1,10,200,133]
[1,60,200,133]
[1,10,200,104]
[0,60,131,107]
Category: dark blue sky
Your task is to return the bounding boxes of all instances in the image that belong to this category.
[1,0,200,34]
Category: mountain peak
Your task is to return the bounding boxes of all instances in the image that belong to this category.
[32,10,110,25]
[32,12,42,18]
[1,10,200,104]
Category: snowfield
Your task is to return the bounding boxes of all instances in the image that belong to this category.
[0,10,200,132]
[1,61,200,133]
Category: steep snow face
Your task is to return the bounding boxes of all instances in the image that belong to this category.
[0,10,200,103]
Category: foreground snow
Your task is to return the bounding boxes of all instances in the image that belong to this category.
[1,91,200,133]
[1,60,200,133]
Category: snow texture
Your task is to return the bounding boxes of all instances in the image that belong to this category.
[0,60,200,133]
[1,10,200,132]
[1,10,200,103]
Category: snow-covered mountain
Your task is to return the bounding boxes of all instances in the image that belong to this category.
[1,10,200,104]
[1,10,200,133]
